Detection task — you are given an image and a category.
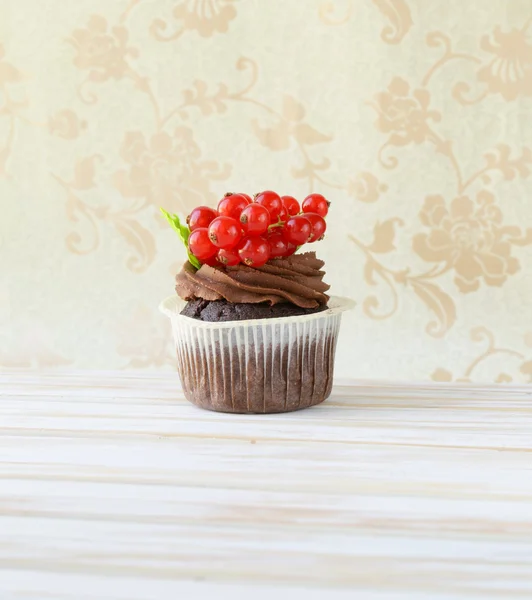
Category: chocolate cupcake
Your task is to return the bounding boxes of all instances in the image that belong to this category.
[159,192,354,413]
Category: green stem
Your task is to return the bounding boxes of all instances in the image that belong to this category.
[267,221,285,231]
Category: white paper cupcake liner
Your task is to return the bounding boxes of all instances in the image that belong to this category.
[160,296,355,413]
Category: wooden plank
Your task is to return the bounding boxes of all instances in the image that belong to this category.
[0,372,531,599]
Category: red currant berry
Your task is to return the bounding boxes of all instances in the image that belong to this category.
[240,203,270,236]
[188,228,217,261]
[217,247,241,266]
[203,255,220,267]
[284,243,297,257]
[267,231,296,259]
[283,216,312,245]
[217,193,250,220]
[208,216,242,249]
[238,236,270,268]
[302,193,329,217]
[305,212,327,242]
[187,206,218,231]
[239,193,253,203]
[277,204,288,222]
[281,195,300,216]
[254,190,283,220]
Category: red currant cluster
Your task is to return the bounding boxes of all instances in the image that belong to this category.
[186,191,329,268]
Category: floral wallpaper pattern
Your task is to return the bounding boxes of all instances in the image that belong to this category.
[1,0,531,382]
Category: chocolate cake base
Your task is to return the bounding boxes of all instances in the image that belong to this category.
[181,299,327,322]
[174,310,341,414]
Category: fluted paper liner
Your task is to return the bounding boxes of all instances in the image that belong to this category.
[160,296,355,413]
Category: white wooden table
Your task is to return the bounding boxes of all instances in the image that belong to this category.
[1,372,532,600]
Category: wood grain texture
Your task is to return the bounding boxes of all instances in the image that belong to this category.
[1,371,532,600]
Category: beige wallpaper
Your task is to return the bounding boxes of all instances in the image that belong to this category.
[1,0,532,382]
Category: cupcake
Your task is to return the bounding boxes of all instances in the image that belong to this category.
[160,191,354,413]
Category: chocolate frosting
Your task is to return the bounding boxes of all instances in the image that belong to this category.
[175,252,330,309]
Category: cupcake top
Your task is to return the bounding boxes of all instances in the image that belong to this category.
[175,252,329,309]
[161,190,331,310]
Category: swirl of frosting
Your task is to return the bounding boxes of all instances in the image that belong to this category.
[175,252,330,309]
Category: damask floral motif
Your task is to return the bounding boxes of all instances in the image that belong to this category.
[0,43,25,175]
[372,77,440,147]
[477,25,532,101]
[432,327,529,384]
[173,0,237,37]
[162,66,340,193]
[350,213,458,338]
[431,368,455,382]
[347,171,387,203]
[250,94,337,191]
[68,15,138,82]
[152,0,237,41]
[0,318,72,369]
[48,109,87,140]
[318,0,353,26]
[319,0,412,44]
[414,191,532,293]
[0,43,22,89]
[112,127,231,215]
[252,95,331,151]
[116,305,174,369]
[433,367,516,383]
[427,23,532,105]
[53,154,158,274]
[520,359,532,382]
[371,0,412,45]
